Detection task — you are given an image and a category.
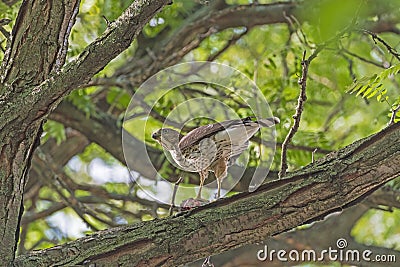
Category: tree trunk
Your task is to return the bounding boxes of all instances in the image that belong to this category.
[0,1,171,265]
[0,1,80,264]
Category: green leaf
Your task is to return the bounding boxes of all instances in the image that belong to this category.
[347,64,400,104]
[67,89,98,117]
[42,120,66,145]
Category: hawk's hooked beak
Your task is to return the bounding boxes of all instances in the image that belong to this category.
[152,130,161,141]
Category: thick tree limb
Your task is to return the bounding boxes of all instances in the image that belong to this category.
[13,122,400,266]
[254,210,398,266]
[0,1,80,86]
[106,2,297,89]
[192,186,400,266]
[198,200,400,267]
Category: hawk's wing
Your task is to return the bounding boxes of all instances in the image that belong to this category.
[178,117,254,150]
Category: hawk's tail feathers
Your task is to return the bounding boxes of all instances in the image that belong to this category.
[257,117,280,127]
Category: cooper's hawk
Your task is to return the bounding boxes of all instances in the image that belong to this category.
[152,117,279,200]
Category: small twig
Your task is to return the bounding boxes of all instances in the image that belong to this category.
[283,12,314,49]
[146,47,158,62]
[169,176,183,215]
[0,18,11,26]
[0,18,11,40]
[278,23,353,178]
[311,148,318,163]
[0,39,6,53]
[207,28,248,62]
[34,150,102,231]
[281,15,295,79]
[279,49,320,178]
[340,53,356,80]
[202,256,214,267]
[341,48,385,68]
[102,15,112,27]
[362,29,400,62]
[389,104,400,125]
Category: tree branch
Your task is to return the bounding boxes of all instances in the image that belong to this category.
[107,1,297,89]
[361,29,400,62]
[390,104,400,125]
[193,189,400,266]
[279,50,313,178]
[14,122,400,266]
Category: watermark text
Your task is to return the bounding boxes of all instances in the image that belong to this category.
[257,238,396,264]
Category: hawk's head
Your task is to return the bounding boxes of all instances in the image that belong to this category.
[152,128,180,151]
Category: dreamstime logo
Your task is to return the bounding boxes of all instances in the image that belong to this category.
[257,238,396,263]
[122,62,277,203]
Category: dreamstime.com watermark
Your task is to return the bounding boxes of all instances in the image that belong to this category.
[257,238,396,264]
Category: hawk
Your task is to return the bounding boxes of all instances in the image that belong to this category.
[152,117,279,200]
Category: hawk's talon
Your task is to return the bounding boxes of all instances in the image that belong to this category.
[180,197,209,209]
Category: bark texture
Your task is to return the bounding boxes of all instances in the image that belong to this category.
[0,1,80,264]
[13,123,400,266]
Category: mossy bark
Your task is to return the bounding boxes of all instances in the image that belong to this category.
[0,1,170,265]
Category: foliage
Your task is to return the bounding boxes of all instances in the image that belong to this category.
[42,120,66,145]
[67,89,98,117]
[347,64,400,104]
[352,208,400,250]
[0,1,19,56]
